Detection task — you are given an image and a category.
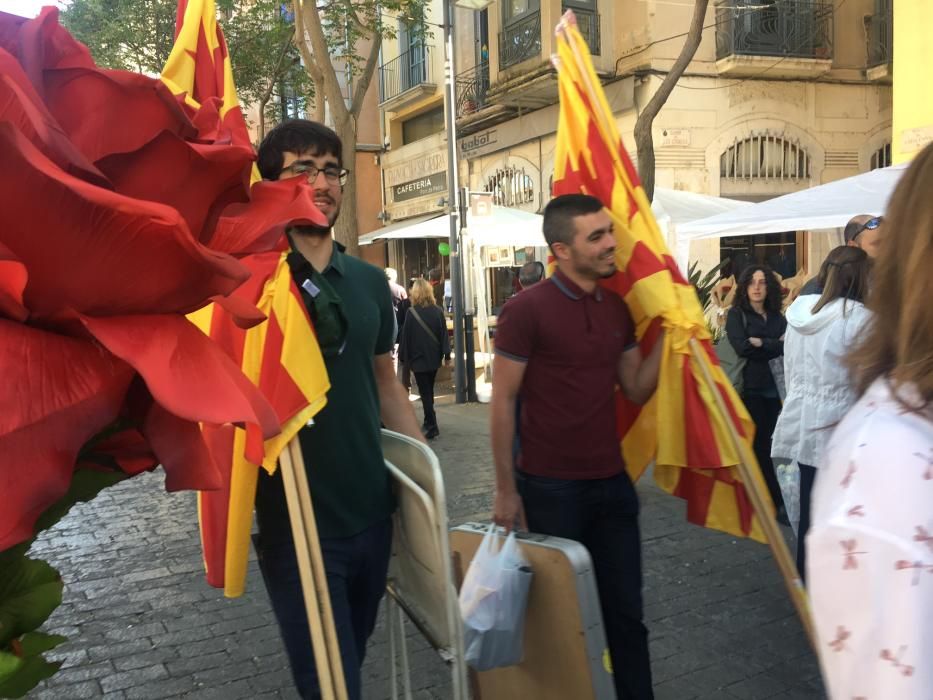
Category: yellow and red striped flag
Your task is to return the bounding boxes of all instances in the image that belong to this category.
[189,250,329,597]
[160,0,253,153]
[552,12,770,542]
[162,1,331,596]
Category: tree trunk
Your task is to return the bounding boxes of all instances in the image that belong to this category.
[333,117,360,258]
[633,0,709,202]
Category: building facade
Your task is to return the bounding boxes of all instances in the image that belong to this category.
[374,0,893,290]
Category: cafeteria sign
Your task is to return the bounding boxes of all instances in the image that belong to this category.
[392,171,448,203]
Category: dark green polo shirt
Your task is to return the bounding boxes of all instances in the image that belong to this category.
[294,242,396,538]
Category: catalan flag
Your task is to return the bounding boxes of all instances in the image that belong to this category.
[161,2,331,595]
[160,0,252,151]
[552,12,770,542]
[189,250,329,597]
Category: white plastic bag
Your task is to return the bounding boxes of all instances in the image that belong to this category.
[459,524,533,671]
[776,461,801,535]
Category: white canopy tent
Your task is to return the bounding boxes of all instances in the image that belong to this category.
[360,187,750,251]
[677,163,909,241]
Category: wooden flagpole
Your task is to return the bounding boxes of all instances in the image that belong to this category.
[555,13,816,650]
[278,438,349,700]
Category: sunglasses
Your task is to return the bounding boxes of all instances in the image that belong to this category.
[852,216,883,240]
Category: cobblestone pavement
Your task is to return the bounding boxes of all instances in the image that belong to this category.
[30,398,824,700]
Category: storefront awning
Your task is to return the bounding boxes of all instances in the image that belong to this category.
[359,213,446,245]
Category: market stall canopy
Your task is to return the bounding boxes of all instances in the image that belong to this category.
[677,163,909,241]
[360,188,749,249]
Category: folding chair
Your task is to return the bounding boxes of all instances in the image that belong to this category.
[381,429,468,700]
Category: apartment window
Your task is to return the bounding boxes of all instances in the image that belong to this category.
[720,133,811,180]
[485,166,535,207]
[402,107,445,145]
[504,0,539,23]
[870,142,892,170]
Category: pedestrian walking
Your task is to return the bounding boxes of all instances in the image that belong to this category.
[490,194,664,700]
[725,264,788,522]
[251,119,426,700]
[398,278,449,440]
[807,142,933,700]
[770,246,872,579]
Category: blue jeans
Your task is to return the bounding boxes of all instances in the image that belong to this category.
[254,517,393,700]
[516,470,654,700]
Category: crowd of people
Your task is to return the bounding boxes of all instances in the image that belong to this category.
[247,117,929,700]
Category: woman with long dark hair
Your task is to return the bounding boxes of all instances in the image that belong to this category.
[726,264,788,520]
[398,279,449,440]
[770,246,872,579]
[807,142,933,699]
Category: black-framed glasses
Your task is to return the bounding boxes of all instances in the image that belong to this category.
[283,161,350,186]
[853,216,883,239]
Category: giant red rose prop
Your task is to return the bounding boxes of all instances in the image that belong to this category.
[0,8,327,550]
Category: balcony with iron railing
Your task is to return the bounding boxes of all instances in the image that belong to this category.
[866,1,892,81]
[456,61,490,119]
[378,45,436,108]
[498,11,542,71]
[714,0,834,77]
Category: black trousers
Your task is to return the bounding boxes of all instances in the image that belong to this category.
[743,392,785,512]
[796,463,817,582]
[413,369,438,429]
[516,471,654,700]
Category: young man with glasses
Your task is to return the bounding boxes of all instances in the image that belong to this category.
[800,214,883,295]
[252,120,426,700]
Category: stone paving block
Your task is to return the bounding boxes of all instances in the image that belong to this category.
[185,678,257,699]
[29,679,102,699]
[99,663,169,694]
[166,650,231,677]
[46,660,115,686]
[112,647,181,672]
[120,675,203,700]
[102,622,168,643]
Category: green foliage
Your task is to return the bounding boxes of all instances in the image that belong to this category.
[0,467,128,698]
[688,258,729,342]
[688,258,729,313]
[60,0,311,117]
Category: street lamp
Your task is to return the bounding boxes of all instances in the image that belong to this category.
[443,0,493,403]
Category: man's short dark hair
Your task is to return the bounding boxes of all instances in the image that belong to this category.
[519,261,545,288]
[257,120,343,181]
[542,194,604,249]
[427,268,442,283]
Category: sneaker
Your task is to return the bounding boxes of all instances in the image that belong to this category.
[424,426,439,440]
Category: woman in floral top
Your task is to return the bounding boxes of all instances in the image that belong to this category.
[807,143,933,699]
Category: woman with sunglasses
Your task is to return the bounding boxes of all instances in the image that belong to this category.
[806,142,933,700]
[770,246,872,580]
[398,279,450,439]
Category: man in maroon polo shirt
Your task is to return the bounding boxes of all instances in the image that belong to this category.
[490,193,663,700]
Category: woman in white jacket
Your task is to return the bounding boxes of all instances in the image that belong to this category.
[770,245,872,579]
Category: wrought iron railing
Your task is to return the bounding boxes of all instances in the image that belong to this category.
[378,45,434,103]
[455,62,490,118]
[499,11,541,70]
[565,7,600,56]
[867,1,892,67]
[715,0,833,61]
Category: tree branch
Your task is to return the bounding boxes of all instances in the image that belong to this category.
[350,32,382,117]
[633,0,709,201]
[296,0,348,121]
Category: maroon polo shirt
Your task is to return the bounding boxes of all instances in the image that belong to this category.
[495,269,637,480]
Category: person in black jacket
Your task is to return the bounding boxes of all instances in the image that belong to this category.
[399,279,450,439]
[726,264,788,521]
